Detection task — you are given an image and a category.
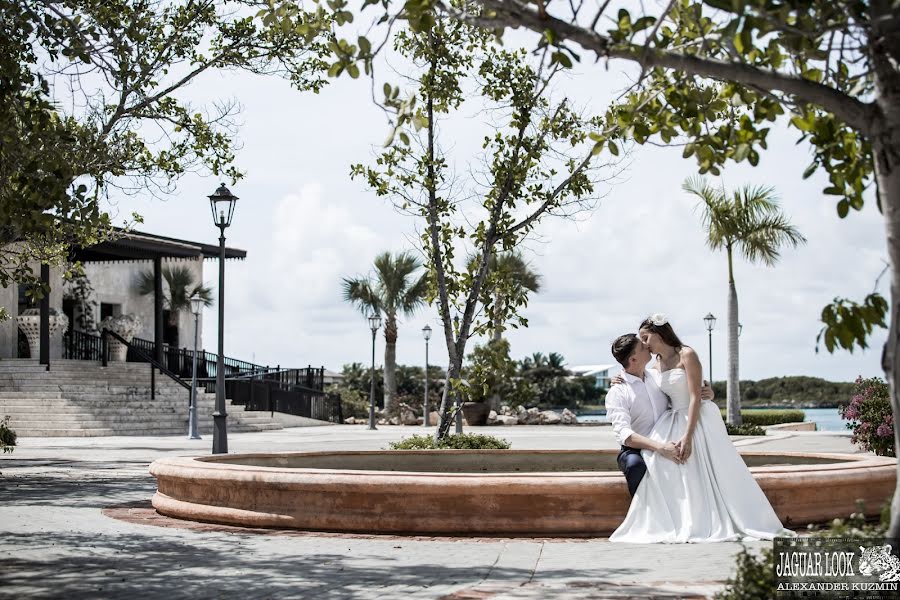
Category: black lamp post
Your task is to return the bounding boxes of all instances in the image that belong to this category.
[703,312,716,385]
[367,312,382,430]
[422,324,432,426]
[209,183,238,454]
[188,293,203,440]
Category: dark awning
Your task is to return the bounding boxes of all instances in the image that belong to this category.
[72,228,247,262]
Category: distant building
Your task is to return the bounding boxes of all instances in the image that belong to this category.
[568,364,620,391]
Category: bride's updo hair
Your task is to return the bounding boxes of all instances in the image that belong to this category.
[639,317,685,351]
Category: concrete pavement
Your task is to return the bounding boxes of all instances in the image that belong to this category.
[0,424,864,599]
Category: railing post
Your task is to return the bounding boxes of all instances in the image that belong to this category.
[151,363,156,400]
[101,330,108,367]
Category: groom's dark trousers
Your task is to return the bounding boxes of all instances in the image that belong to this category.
[617,445,646,497]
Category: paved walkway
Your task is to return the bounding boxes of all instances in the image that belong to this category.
[0,424,863,599]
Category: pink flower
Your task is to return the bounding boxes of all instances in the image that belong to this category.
[877,424,893,438]
[844,407,859,420]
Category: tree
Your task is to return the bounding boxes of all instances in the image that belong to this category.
[1,0,329,300]
[342,251,429,413]
[685,177,806,425]
[135,266,213,348]
[348,12,616,440]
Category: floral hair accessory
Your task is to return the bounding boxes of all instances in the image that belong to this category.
[649,313,668,327]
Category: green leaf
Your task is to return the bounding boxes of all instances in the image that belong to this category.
[837,199,849,218]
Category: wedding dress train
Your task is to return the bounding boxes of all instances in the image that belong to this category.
[610,368,791,543]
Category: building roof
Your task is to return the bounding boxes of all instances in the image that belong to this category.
[73,227,247,262]
[568,364,618,376]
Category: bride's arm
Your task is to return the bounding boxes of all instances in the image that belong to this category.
[678,347,704,460]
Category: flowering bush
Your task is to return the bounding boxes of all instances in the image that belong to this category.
[841,377,895,457]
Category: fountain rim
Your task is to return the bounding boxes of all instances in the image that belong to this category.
[150,449,896,480]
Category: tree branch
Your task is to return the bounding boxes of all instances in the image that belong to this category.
[458,0,882,136]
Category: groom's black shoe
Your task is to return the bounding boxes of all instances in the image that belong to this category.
[617,445,646,497]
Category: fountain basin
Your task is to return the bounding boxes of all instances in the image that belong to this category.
[149,450,896,536]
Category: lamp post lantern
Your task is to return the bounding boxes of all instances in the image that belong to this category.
[367,312,382,430]
[188,293,204,440]
[738,322,743,338]
[422,324,432,426]
[208,183,238,454]
[703,312,716,385]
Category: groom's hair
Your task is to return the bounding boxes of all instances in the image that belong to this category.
[612,333,640,368]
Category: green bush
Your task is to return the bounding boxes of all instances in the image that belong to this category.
[725,423,766,436]
[715,546,774,600]
[0,415,16,453]
[720,409,805,426]
[328,385,370,420]
[389,433,511,450]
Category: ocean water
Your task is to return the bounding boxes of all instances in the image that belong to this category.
[577,407,850,432]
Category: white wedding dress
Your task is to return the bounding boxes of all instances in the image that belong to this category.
[610,368,791,543]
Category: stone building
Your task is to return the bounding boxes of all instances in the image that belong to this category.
[0,229,245,361]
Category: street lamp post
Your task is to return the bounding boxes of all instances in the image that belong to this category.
[208,183,238,454]
[422,324,432,426]
[367,312,382,430]
[188,293,203,440]
[703,313,716,385]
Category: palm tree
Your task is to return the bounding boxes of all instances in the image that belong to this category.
[481,251,542,342]
[470,250,542,410]
[135,266,213,348]
[342,251,429,413]
[684,177,806,425]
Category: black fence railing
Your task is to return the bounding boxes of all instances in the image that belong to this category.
[60,329,339,422]
[63,330,105,362]
[221,377,341,423]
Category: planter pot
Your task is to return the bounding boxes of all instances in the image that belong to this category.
[16,308,68,359]
[461,402,490,426]
[100,314,142,361]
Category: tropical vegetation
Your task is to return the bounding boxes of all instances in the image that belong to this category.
[341,251,430,413]
[135,266,213,349]
[686,178,806,426]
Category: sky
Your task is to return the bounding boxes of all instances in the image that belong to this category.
[98,29,888,384]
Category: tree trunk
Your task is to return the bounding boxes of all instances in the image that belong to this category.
[876,130,900,537]
[436,357,464,438]
[489,290,502,412]
[383,314,398,413]
[726,246,742,426]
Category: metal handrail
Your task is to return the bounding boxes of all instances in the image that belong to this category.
[103,329,190,391]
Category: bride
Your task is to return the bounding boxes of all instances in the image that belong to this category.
[610,314,792,543]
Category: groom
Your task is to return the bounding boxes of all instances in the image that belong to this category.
[606,333,714,496]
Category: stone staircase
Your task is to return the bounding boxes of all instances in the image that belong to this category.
[0,359,283,437]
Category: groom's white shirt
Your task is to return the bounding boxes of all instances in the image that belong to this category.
[605,369,669,446]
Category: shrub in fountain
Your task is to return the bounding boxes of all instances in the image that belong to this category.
[389,433,511,450]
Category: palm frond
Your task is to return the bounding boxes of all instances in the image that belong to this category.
[342,276,382,319]
[688,176,806,269]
